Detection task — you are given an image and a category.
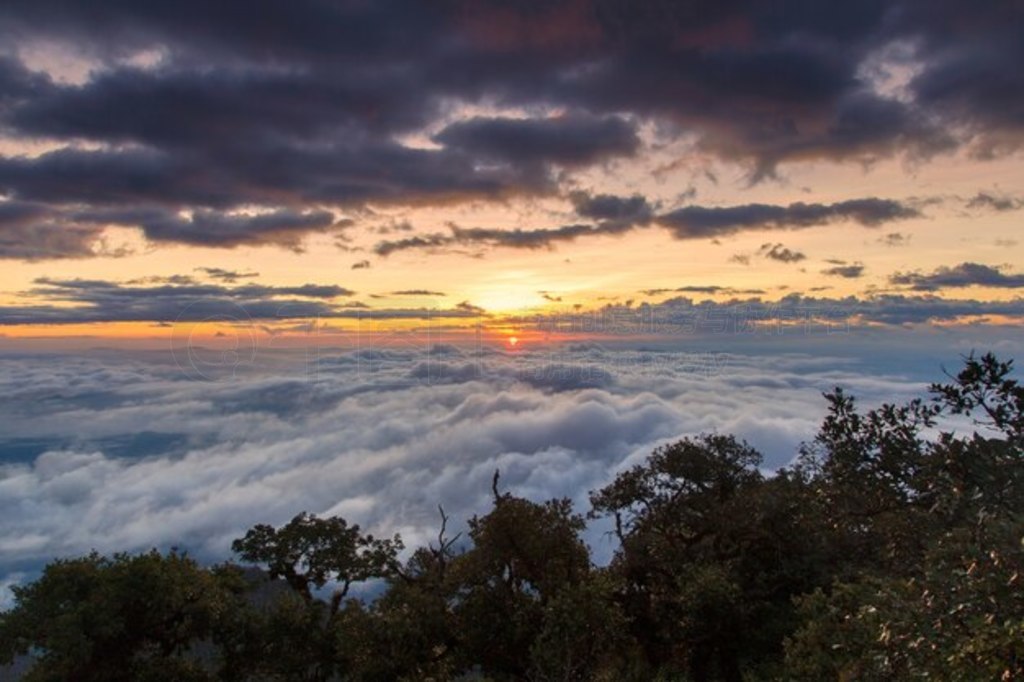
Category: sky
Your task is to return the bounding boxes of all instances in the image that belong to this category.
[0,0,1022,591]
[0,0,1021,344]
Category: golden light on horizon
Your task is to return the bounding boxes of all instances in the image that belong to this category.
[465,273,552,314]
[0,8,1021,346]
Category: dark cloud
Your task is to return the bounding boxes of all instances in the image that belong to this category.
[2,279,1022,331]
[758,242,806,263]
[821,262,865,278]
[128,275,197,285]
[373,233,454,257]
[0,54,49,104]
[332,308,483,320]
[849,295,1024,325]
[434,115,639,167]
[374,220,640,255]
[965,192,1024,212]
[641,286,766,296]
[140,209,341,248]
[7,65,433,147]
[12,202,349,258]
[0,0,1018,253]
[0,278,492,324]
[889,262,1024,291]
[351,260,371,270]
[656,198,919,239]
[231,284,353,299]
[0,148,201,206]
[375,197,919,256]
[0,200,106,260]
[615,292,1024,327]
[455,300,486,315]
[450,221,637,249]
[29,277,353,300]
[391,290,446,297]
[879,232,910,247]
[0,200,51,227]
[569,191,654,226]
[0,1,441,64]
[196,267,260,282]
[0,143,540,225]
[901,1,1024,158]
[372,219,415,235]
[729,242,808,267]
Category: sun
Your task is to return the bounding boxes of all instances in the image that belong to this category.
[508,336,519,348]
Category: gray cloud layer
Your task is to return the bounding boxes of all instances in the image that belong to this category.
[821,263,866,278]
[0,279,482,324]
[889,262,1024,291]
[374,196,919,255]
[0,277,1021,326]
[656,198,919,238]
[759,242,807,263]
[0,0,1019,255]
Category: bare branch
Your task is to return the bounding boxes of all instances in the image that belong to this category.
[437,504,449,549]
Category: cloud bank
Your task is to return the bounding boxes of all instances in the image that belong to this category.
[2,337,994,586]
[0,0,1019,255]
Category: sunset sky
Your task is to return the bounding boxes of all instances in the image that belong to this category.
[0,0,1021,347]
[0,0,1023,593]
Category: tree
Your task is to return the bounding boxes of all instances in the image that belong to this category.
[347,507,464,681]
[796,386,940,577]
[229,512,402,681]
[0,550,243,682]
[933,352,1024,446]
[787,518,1024,680]
[527,571,631,682]
[231,511,401,612]
[591,435,829,680]
[929,353,1024,524]
[449,473,592,679]
[786,351,1024,679]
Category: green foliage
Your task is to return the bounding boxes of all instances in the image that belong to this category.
[527,572,631,682]
[933,351,1024,444]
[347,508,464,680]
[787,519,1024,681]
[0,550,242,682]
[590,435,828,680]
[231,511,402,608]
[785,352,1024,680]
[2,352,1021,681]
[228,512,403,682]
[450,482,593,679]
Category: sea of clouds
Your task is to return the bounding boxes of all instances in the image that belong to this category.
[1,326,1021,601]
